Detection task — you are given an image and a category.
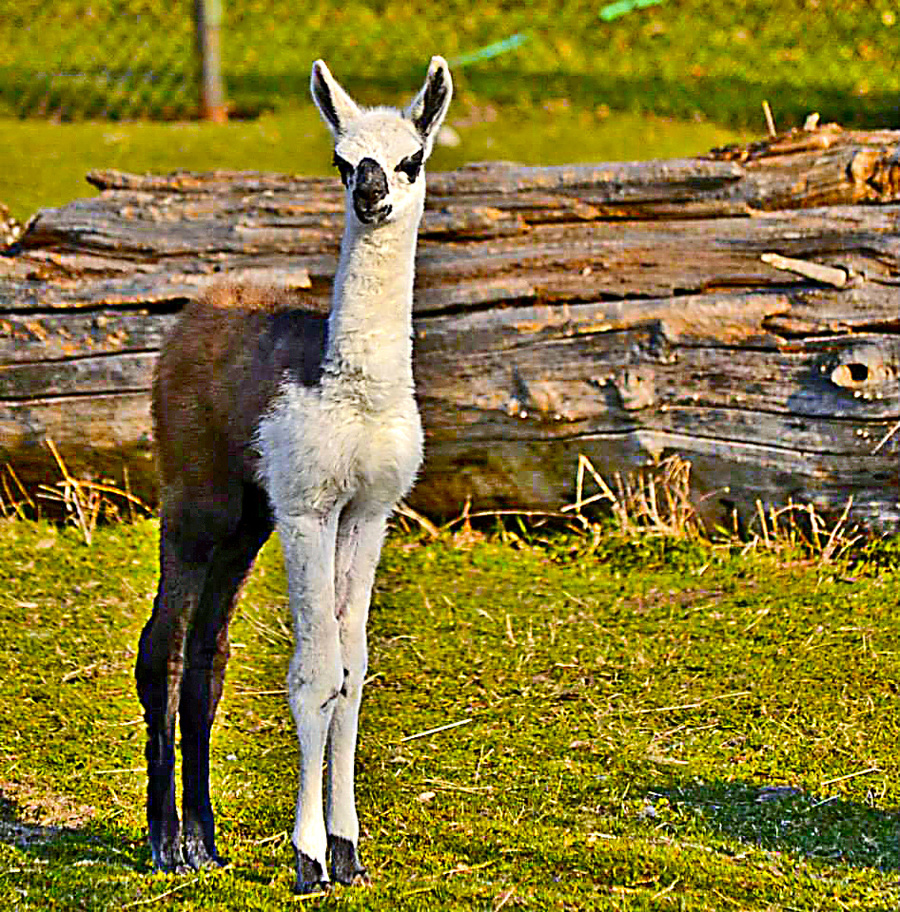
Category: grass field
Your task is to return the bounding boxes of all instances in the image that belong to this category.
[1,516,899,910]
[1,0,898,126]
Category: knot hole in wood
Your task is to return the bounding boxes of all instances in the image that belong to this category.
[826,344,897,395]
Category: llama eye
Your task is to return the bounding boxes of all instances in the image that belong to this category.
[332,153,354,187]
[395,149,424,182]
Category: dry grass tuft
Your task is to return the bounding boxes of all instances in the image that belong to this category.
[0,442,871,562]
[391,452,870,564]
[563,453,704,540]
[563,453,863,562]
[742,494,861,563]
[1,438,153,544]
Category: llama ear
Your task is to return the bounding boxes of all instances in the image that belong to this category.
[404,56,453,158]
[310,59,361,138]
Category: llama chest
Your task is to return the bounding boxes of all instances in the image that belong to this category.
[257,383,423,515]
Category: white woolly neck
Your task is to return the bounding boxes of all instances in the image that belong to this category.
[323,200,423,405]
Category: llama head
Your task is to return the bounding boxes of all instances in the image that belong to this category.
[310,57,452,228]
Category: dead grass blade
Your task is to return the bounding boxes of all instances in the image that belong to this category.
[395,500,441,538]
[28,438,152,544]
[400,718,473,743]
[872,418,900,454]
[0,461,38,520]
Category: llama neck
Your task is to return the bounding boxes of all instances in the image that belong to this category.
[324,209,420,403]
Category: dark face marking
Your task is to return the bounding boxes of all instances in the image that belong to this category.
[395,147,424,182]
[352,157,391,224]
[354,158,388,202]
[412,66,448,140]
[332,152,353,187]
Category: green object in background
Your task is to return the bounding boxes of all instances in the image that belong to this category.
[600,0,664,22]
[450,33,531,67]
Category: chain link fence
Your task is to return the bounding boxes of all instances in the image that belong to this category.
[0,1,199,119]
[0,0,434,121]
[1,1,897,126]
[0,0,456,122]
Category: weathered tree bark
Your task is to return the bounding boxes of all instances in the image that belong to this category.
[2,123,900,528]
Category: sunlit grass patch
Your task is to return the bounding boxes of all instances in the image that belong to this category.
[1,512,899,908]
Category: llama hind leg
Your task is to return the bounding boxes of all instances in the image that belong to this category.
[327,510,388,885]
[136,528,210,872]
[180,486,274,869]
[279,512,346,893]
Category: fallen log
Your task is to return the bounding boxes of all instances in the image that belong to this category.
[2,122,900,529]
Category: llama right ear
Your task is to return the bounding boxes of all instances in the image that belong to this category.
[310,60,361,138]
[404,56,453,158]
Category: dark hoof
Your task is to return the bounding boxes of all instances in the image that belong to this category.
[329,835,371,887]
[183,831,228,870]
[151,857,192,876]
[346,870,372,888]
[294,846,331,895]
[293,880,332,896]
[150,833,185,874]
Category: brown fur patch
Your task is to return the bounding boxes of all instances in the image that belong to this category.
[198,282,296,314]
[153,284,327,511]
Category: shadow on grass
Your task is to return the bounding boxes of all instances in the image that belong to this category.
[0,787,145,872]
[229,68,900,131]
[0,788,277,895]
[467,71,900,131]
[647,776,900,872]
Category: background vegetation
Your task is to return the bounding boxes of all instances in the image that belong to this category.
[1,0,897,125]
[2,0,899,222]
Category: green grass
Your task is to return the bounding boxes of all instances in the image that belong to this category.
[1,517,899,909]
[0,106,749,224]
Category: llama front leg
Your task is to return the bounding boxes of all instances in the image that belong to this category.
[279,512,347,894]
[326,510,387,885]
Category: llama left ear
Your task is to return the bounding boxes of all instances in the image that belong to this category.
[404,56,453,159]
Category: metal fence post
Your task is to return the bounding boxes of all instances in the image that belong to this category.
[194,0,227,122]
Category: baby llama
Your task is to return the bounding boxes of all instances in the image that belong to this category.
[135,56,452,893]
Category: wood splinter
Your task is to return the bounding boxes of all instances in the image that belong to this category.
[760,252,848,288]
